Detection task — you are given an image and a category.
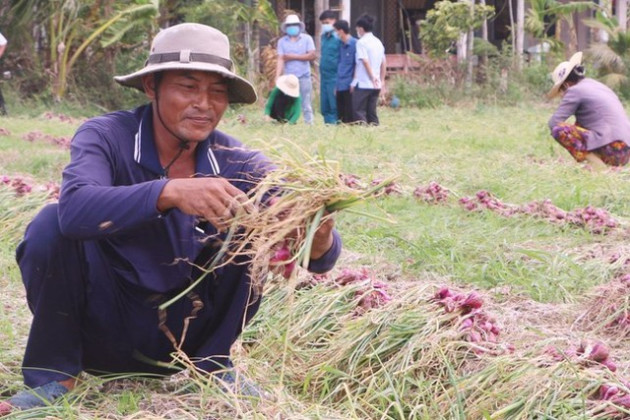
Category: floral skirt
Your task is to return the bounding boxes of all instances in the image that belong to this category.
[551,123,630,167]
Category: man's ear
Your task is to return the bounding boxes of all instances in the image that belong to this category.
[142,74,156,100]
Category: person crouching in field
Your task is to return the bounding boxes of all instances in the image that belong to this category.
[264,74,301,124]
[0,23,341,416]
[548,51,630,168]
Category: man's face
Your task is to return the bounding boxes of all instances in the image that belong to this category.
[356,27,365,38]
[320,18,335,26]
[143,70,229,143]
[336,29,345,39]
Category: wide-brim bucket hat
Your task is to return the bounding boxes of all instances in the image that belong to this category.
[114,23,257,104]
[276,74,300,97]
[281,14,305,33]
[548,51,583,98]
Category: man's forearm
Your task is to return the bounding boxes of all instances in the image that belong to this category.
[283,51,316,61]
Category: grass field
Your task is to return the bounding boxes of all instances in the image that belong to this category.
[2,102,630,419]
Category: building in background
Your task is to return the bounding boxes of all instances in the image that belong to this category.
[269,0,598,56]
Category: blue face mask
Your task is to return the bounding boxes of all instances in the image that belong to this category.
[286,26,300,37]
[321,23,334,33]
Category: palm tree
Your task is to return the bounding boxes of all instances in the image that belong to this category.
[524,0,595,54]
[584,11,630,91]
[10,0,159,100]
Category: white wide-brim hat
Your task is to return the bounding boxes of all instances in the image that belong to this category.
[548,51,583,98]
[114,23,257,104]
[281,14,305,33]
[276,74,300,98]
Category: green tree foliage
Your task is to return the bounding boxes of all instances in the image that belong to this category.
[524,0,595,49]
[6,0,158,101]
[180,0,277,77]
[584,11,630,96]
[419,0,494,58]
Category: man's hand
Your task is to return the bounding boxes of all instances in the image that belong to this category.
[309,215,334,260]
[158,177,251,231]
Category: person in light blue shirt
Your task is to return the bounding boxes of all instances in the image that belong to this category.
[0,31,7,116]
[276,14,316,124]
[351,14,386,126]
[319,10,341,124]
[333,20,356,123]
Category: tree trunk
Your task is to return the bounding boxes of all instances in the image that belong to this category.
[508,0,515,54]
[619,0,628,32]
[478,0,488,82]
[314,0,328,51]
[515,0,524,71]
[252,4,260,77]
[465,0,474,89]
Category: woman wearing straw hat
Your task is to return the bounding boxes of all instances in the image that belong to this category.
[0,23,342,415]
[548,51,630,168]
[264,74,301,123]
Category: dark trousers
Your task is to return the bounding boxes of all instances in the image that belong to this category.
[16,203,260,388]
[336,90,353,123]
[352,88,380,125]
[0,86,6,116]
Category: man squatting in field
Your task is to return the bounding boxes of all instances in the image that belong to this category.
[548,51,630,168]
[0,23,342,414]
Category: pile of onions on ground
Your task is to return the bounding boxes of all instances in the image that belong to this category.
[432,286,512,354]
[576,273,630,335]
[158,140,397,313]
[22,130,71,149]
[1,175,60,199]
[414,181,450,203]
[297,267,392,315]
[458,190,618,234]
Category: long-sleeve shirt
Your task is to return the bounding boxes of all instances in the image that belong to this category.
[548,78,630,150]
[264,87,302,124]
[336,36,357,91]
[59,104,341,295]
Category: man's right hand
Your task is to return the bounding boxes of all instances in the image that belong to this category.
[157,177,251,231]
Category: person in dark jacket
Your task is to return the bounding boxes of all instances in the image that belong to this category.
[548,51,630,168]
[0,23,342,416]
[333,20,357,123]
[264,74,301,124]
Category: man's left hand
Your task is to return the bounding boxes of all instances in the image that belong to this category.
[309,215,334,260]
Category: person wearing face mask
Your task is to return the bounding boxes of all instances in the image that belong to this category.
[319,10,341,124]
[548,52,630,168]
[276,14,316,124]
[351,14,386,126]
[333,20,357,124]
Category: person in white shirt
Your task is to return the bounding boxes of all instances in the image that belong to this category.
[0,31,7,115]
[350,14,385,125]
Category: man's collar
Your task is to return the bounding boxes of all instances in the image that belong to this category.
[134,104,221,178]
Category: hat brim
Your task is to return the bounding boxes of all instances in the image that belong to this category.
[114,62,257,104]
[281,22,305,32]
[547,51,583,99]
[277,84,299,98]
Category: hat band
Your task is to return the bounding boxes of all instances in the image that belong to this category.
[147,52,233,70]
